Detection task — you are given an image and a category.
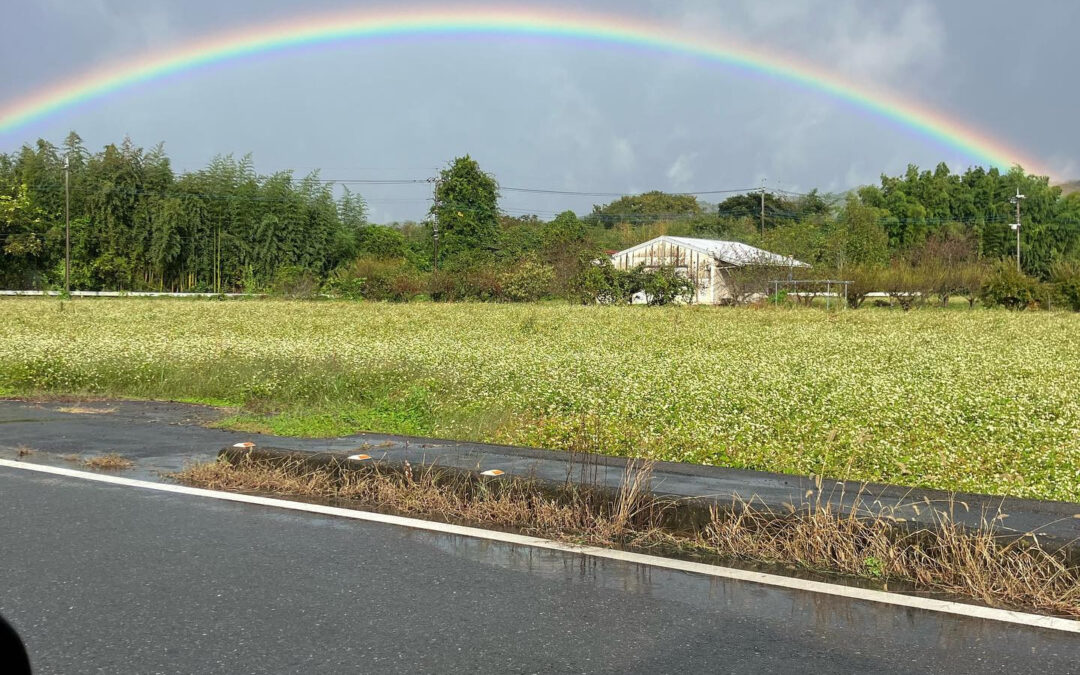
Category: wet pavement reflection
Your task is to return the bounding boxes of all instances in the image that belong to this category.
[405,527,1080,656]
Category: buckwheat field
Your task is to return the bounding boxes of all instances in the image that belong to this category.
[2,298,1078,500]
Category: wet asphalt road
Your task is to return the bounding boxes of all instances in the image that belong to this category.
[2,466,1079,673]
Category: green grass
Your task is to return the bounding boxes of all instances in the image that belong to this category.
[2,297,1079,501]
[174,395,237,408]
[214,384,440,437]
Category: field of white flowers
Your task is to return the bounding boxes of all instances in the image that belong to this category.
[2,298,1078,500]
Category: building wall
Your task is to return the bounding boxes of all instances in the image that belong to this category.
[610,240,732,304]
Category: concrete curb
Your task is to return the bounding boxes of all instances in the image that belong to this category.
[216,444,723,532]
[232,426,1080,523]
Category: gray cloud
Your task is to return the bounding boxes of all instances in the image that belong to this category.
[1,0,1075,221]
[668,0,945,85]
[666,152,697,190]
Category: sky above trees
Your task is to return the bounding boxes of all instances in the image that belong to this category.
[1,0,1077,222]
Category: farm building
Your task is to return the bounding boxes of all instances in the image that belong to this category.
[610,236,808,304]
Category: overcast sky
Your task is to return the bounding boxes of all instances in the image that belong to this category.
[2,0,1076,222]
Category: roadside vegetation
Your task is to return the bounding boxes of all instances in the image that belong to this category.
[83,453,134,470]
[175,452,1080,618]
[4,298,1079,501]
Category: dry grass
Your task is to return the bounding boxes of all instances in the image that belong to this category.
[83,454,134,470]
[174,455,1080,617]
[708,487,1080,616]
[178,455,673,549]
[57,406,116,414]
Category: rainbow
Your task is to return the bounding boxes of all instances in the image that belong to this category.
[0,6,1050,175]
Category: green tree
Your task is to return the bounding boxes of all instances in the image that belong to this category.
[760,220,825,266]
[824,196,889,271]
[356,225,408,260]
[542,210,586,247]
[431,155,499,264]
[0,183,49,287]
[149,197,184,288]
[497,214,544,261]
[588,191,702,227]
[716,192,796,232]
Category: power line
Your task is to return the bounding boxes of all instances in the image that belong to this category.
[500,185,759,197]
[9,184,1079,228]
[320,179,431,185]
[774,187,817,197]
[7,162,819,204]
[10,174,1080,231]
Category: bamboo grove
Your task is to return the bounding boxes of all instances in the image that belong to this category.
[0,133,367,291]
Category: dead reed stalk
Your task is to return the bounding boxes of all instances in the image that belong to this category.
[84,454,134,470]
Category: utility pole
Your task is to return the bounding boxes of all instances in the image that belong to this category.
[1010,188,1025,273]
[759,179,766,237]
[64,155,71,295]
[430,176,442,271]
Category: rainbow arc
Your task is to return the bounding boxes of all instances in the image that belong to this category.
[0,7,1049,175]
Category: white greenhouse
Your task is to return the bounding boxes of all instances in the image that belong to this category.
[610,236,808,304]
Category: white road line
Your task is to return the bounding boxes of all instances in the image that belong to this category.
[2,458,1078,634]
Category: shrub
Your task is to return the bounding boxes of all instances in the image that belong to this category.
[426,265,501,302]
[355,226,409,260]
[725,262,778,305]
[271,266,319,299]
[956,263,988,309]
[389,270,425,301]
[912,230,979,306]
[326,257,421,302]
[844,264,882,309]
[568,257,635,305]
[425,270,460,302]
[640,265,695,306]
[915,253,987,308]
[459,266,502,302]
[1051,261,1080,312]
[499,258,555,302]
[879,262,928,311]
[979,261,1039,310]
[323,275,365,300]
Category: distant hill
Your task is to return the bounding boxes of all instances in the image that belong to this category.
[1058,180,1080,195]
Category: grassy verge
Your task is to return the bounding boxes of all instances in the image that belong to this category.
[4,298,1080,501]
[175,454,1080,618]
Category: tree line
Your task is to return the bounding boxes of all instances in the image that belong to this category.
[2,133,1080,309]
[0,132,365,291]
